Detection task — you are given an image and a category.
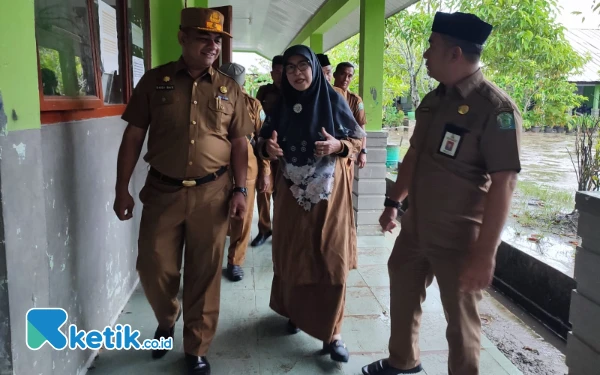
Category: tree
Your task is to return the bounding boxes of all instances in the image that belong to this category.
[327,34,361,94]
[243,56,272,98]
[459,0,588,128]
[330,0,588,129]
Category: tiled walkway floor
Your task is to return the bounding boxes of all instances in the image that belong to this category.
[91,207,522,375]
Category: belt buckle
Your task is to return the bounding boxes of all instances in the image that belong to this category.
[182,180,197,187]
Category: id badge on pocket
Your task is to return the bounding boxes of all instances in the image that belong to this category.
[438,123,468,159]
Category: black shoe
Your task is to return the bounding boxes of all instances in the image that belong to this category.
[226,263,244,282]
[322,340,350,363]
[151,306,182,359]
[287,319,300,334]
[361,359,423,375]
[185,354,211,375]
[251,231,272,247]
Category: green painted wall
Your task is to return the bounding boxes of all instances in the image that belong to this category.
[359,0,385,131]
[150,0,185,67]
[594,84,599,111]
[150,0,210,67]
[0,0,41,132]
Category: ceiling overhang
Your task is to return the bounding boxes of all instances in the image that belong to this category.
[207,0,419,58]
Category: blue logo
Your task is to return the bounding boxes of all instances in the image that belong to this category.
[26,308,172,351]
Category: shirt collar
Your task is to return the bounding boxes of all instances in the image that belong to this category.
[175,56,214,82]
[436,69,483,99]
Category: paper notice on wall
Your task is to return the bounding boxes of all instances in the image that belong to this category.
[132,56,145,88]
[98,0,120,74]
[132,23,144,49]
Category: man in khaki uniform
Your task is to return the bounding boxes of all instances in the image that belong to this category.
[362,12,521,375]
[251,55,283,247]
[113,8,253,375]
[333,62,368,169]
[219,62,270,282]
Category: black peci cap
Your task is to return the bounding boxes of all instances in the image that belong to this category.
[316,53,331,67]
[432,11,493,45]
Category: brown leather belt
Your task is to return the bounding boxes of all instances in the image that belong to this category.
[149,166,228,187]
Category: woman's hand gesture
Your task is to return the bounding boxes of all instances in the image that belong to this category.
[315,128,342,157]
[266,130,283,159]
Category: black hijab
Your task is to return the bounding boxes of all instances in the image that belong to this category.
[259,45,364,167]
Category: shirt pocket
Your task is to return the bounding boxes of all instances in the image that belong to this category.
[207,97,234,134]
[150,91,178,126]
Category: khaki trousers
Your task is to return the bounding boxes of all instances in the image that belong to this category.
[256,160,277,234]
[136,172,231,356]
[227,178,256,266]
[388,225,483,375]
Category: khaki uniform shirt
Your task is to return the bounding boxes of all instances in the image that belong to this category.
[243,92,270,178]
[406,69,522,251]
[122,57,254,179]
[334,87,367,126]
[255,83,280,117]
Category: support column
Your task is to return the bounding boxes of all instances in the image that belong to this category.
[310,33,324,53]
[359,0,384,131]
[354,0,387,236]
[593,84,599,117]
[0,1,52,375]
[567,192,600,374]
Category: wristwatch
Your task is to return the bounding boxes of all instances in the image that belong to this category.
[233,187,248,197]
[384,197,401,209]
[360,148,368,154]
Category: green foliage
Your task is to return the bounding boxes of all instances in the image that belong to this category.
[326,0,589,128]
[243,56,272,98]
[327,34,361,94]
[459,0,588,125]
[384,6,433,109]
[568,115,600,191]
[511,180,575,231]
[383,106,404,127]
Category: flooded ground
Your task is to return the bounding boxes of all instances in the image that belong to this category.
[387,128,580,277]
[518,132,578,191]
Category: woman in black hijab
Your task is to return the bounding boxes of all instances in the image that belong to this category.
[257,45,365,363]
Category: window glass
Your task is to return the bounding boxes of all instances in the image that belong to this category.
[93,0,125,104]
[128,0,148,88]
[35,0,98,97]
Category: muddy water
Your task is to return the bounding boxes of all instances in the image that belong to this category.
[508,133,579,277]
[519,133,578,191]
[388,130,580,277]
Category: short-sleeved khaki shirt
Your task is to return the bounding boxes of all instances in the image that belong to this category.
[121,57,254,179]
[407,69,522,250]
[243,93,270,178]
[334,87,367,127]
[255,83,280,117]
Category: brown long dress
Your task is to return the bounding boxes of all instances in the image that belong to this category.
[269,138,361,342]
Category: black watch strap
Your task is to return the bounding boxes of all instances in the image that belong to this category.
[233,187,248,197]
[384,197,401,209]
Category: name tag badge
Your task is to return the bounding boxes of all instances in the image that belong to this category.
[156,85,174,90]
[440,131,461,157]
